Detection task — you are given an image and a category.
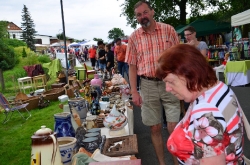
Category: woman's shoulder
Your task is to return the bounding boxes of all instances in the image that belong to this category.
[197,41,208,50]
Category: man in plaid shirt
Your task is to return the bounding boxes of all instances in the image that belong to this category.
[125,1,180,164]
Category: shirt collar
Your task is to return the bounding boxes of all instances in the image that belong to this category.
[139,21,160,34]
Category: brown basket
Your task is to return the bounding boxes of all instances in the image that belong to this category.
[15,96,40,111]
[43,87,65,101]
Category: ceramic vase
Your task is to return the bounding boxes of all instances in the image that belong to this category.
[90,74,102,88]
[68,97,88,123]
[54,112,76,138]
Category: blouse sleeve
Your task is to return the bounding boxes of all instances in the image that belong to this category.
[188,103,227,159]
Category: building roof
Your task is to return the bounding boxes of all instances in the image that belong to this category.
[7,22,22,31]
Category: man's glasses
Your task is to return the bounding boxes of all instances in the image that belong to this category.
[184,33,193,37]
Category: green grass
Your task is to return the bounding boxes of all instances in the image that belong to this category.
[0,100,66,165]
[0,56,95,165]
[0,56,66,164]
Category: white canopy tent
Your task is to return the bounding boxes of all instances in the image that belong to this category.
[231,9,250,26]
[81,40,97,46]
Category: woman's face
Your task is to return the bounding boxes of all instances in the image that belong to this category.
[184,30,195,42]
[163,73,198,102]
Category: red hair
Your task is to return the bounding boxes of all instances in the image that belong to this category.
[156,44,217,92]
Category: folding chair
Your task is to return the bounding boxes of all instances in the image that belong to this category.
[0,93,31,124]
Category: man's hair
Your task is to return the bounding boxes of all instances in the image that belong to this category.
[134,1,152,11]
[115,38,121,43]
[106,44,111,50]
[184,26,196,33]
[97,40,104,46]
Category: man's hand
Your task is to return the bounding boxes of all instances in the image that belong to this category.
[131,91,142,107]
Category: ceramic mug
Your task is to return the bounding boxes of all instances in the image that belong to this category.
[81,137,99,153]
[86,128,101,134]
[85,132,101,144]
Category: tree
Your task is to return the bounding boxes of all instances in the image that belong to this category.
[93,38,103,42]
[119,0,225,28]
[20,5,37,52]
[56,32,68,41]
[108,28,125,41]
[0,21,16,90]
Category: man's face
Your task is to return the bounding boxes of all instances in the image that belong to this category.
[134,3,154,27]
[116,40,121,46]
[98,44,104,49]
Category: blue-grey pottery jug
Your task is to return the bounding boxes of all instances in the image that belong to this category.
[54,112,76,138]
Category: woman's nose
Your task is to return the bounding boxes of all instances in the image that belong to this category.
[165,83,172,92]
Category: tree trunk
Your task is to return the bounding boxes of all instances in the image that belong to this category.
[0,69,5,91]
[179,0,187,25]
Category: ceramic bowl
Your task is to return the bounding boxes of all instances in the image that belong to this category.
[58,137,77,165]
[103,114,128,131]
[99,101,110,110]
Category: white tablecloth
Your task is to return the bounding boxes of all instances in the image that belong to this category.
[226,70,250,86]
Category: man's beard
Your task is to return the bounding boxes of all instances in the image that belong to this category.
[140,18,150,27]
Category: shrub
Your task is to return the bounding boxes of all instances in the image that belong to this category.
[22,47,27,57]
[38,55,51,63]
[14,46,32,58]
[2,38,26,47]
[20,51,40,66]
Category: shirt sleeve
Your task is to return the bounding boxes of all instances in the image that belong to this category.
[125,34,137,65]
[188,103,227,159]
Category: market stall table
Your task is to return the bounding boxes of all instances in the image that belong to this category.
[224,60,250,86]
[86,102,134,138]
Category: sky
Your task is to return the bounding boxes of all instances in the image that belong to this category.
[0,0,136,42]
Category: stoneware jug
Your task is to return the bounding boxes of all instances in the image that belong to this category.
[68,97,88,123]
[54,112,76,138]
[31,125,62,165]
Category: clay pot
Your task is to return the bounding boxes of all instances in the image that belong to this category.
[58,137,77,165]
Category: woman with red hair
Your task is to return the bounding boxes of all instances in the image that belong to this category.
[156,44,245,165]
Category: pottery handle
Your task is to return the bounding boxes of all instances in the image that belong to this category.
[49,134,57,165]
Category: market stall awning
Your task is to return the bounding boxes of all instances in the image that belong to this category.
[231,9,250,26]
[176,19,231,37]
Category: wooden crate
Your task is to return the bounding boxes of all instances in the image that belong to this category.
[102,134,138,157]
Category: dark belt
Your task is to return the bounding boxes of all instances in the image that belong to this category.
[141,75,162,81]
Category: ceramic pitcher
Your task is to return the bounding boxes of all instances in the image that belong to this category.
[54,112,76,138]
[31,125,62,165]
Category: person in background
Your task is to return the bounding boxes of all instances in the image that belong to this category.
[178,33,184,44]
[125,1,180,165]
[184,26,208,57]
[97,41,106,74]
[88,45,97,70]
[105,44,114,78]
[114,38,128,78]
[156,44,244,165]
[83,46,88,61]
